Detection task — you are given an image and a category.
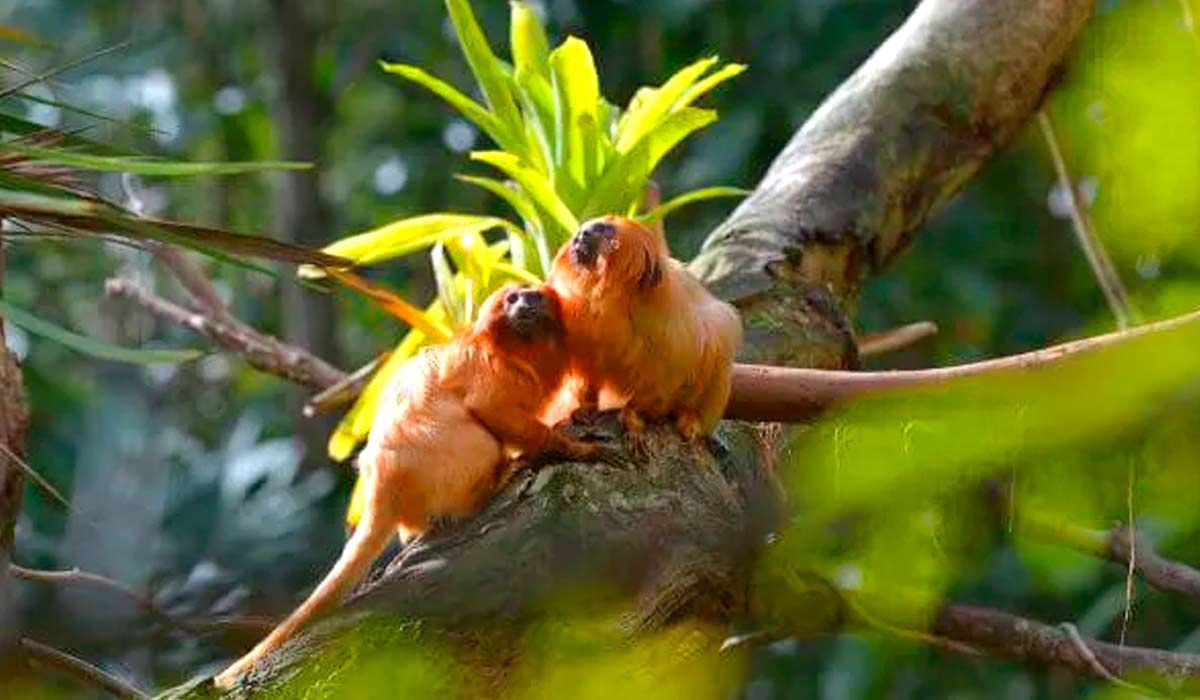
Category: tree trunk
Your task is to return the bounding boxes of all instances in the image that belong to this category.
[0,231,32,653]
[266,0,341,465]
[175,0,1095,696]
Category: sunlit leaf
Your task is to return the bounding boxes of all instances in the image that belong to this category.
[640,186,750,223]
[549,37,601,189]
[445,0,525,151]
[510,1,550,81]
[0,299,203,364]
[584,108,717,218]
[615,56,718,153]
[326,269,452,341]
[471,150,579,235]
[455,174,551,272]
[302,214,518,276]
[678,63,746,110]
[379,61,511,149]
[431,242,464,327]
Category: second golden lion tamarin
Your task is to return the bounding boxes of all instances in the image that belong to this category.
[547,216,743,439]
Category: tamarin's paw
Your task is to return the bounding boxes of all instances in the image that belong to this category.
[674,413,704,442]
[617,408,652,457]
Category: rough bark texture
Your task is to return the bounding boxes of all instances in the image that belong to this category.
[0,234,32,653]
[174,0,1095,696]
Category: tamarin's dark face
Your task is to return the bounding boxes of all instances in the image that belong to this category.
[476,284,562,341]
[504,286,562,339]
[569,218,618,268]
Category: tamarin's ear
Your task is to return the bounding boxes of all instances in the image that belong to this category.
[637,250,664,290]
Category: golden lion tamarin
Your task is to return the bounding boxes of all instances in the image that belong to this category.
[214,284,601,689]
[547,216,743,439]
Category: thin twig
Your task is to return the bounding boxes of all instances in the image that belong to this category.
[1002,495,1200,604]
[153,246,235,324]
[0,442,68,509]
[304,354,387,416]
[858,321,938,357]
[11,563,274,637]
[19,637,149,700]
[933,605,1199,694]
[1037,111,1137,328]
[1108,526,1200,601]
[105,278,346,390]
[1120,457,1137,653]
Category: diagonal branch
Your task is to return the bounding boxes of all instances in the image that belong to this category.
[11,564,274,638]
[104,278,345,391]
[933,604,1200,693]
[20,637,149,700]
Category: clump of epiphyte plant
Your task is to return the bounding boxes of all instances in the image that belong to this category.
[305,0,746,465]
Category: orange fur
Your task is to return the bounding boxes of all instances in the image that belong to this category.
[214,284,598,689]
[547,216,743,438]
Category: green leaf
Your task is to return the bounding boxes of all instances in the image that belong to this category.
[639,186,750,223]
[513,67,556,174]
[471,150,579,235]
[0,299,203,364]
[492,261,542,284]
[454,174,551,272]
[4,143,310,176]
[444,0,525,151]
[301,213,517,277]
[584,107,717,218]
[510,1,550,80]
[549,37,601,190]
[378,61,511,149]
[615,56,718,154]
[431,242,464,328]
[678,63,746,109]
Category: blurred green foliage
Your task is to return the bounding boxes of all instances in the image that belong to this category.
[2,0,1199,699]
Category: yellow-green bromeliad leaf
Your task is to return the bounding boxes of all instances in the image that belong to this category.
[298,213,521,279]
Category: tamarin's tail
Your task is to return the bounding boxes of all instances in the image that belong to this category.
[213,488,397,689]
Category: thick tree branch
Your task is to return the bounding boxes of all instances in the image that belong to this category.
[691,0,1093,366]
[725,306,1200,421]
[105,278,346,391]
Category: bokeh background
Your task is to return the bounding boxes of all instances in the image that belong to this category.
[3,0,1199,697]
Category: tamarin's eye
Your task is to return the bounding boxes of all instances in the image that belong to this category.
[505,291,519,305]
